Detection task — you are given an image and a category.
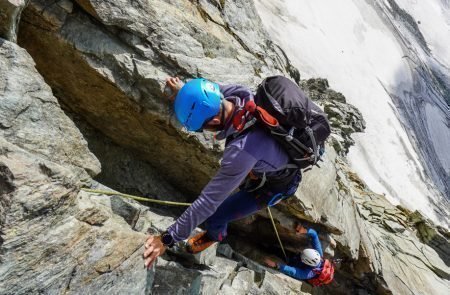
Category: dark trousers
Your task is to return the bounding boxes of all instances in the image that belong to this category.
[204,172,301,241]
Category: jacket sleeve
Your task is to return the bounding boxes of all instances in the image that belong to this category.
[219,84,254,101]
[307,228,323,257]
[167,145,258,242]
[278,264,318,280]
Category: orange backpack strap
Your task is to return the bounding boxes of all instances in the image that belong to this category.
[233,100,280,131]
[255,105,279,127]
[246,101,279,126]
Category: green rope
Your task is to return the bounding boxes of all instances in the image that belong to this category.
[267,207,288,261]
[81,188,192,207]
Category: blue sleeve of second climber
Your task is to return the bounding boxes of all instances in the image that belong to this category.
[277,264,318,280]
[307,228,323,257]
[277,228,324,280]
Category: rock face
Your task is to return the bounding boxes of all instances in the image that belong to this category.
[0,39,100,176]
[0,136,306,294]
[71,116,188,205]
[0,1,449,295]
[0,0,26,42]
[0,35,304,294]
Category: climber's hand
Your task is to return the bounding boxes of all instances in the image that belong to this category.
[264,258,278,269]
[143,235,167,269]
[295,224,307,235]
[164,76,184,102]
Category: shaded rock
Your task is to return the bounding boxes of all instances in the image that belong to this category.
[110,195,141,227]
[284,147,356,242]
[218,239,307,294]
[218,241,268,275]
[0,0,26,42]
[70,116,188,204]
[0,162,15,196]
[217,243,235,259]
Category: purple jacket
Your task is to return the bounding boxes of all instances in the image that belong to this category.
[167,84,291,242]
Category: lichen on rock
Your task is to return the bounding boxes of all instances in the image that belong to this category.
[300,78,366,155]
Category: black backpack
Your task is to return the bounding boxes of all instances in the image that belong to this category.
[235,76,331,170]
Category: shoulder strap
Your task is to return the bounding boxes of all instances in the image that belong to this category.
[225,117,257,145]
[305,126,318,165]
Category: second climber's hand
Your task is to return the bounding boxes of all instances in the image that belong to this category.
[263,258,278,269]
[143,235,167,269]
[295,224,308,235]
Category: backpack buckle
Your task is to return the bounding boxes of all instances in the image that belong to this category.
[286,127,296,142]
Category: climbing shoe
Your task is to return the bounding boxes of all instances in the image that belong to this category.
[187,231,216,254]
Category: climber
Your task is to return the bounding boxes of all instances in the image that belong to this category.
[143,76,302,268]
[263,224,334,286]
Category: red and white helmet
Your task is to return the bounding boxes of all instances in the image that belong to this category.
[301,249,321,267]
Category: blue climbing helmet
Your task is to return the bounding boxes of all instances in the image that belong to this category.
[174,78,222,131]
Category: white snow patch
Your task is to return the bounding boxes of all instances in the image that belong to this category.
[395,0,450,67]
[255,0,447,222]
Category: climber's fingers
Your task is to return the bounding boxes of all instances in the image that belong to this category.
[143,235,166,269]
[144,235,154,249]
[166,77,179,88]
[263,258,277,268]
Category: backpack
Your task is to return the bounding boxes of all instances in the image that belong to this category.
[308,259,335,286]
[233,76,331,170]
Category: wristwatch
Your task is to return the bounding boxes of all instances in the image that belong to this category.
[160,231,175,248]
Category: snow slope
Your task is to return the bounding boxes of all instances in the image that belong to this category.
[255,0,450,224]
